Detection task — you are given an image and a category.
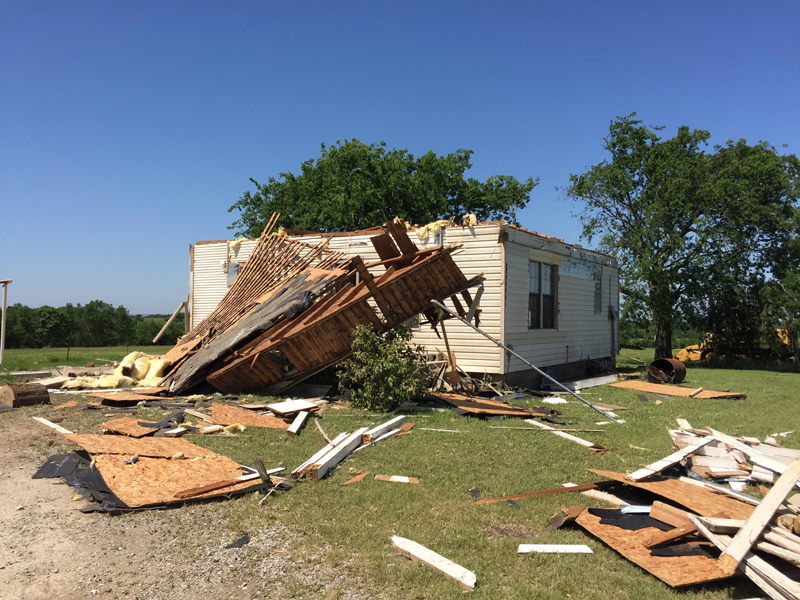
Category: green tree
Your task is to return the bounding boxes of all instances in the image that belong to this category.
[761,272,800,371]
[567,114,800,359]
[228,139,538,236]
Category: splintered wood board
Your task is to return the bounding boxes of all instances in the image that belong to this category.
[588,470,754,520]
[432,393,548,417]
[608,381,745,399]
[65,434,213,458]
[211,404,289,429]
[94,454,253,507]
[52,400,79,409]
[391,536,476,591]
[575,509,731,587]
[97,417,155,438]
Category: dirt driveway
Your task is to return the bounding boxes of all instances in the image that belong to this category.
[0,413,365,600]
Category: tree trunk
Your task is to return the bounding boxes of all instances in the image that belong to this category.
[793,330,799,374]
[653,314,673,359]
[0,382,50,408]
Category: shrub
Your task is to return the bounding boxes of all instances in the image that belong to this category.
[337,324,428,411]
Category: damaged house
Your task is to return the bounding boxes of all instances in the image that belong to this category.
[186,220,619,389]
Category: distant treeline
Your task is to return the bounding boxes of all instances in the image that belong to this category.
[1,301,185,349]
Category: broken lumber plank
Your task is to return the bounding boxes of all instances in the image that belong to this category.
[707,429,799,487]
[717,459,800,575]
[375,475,420,484]
[518,544,592,554]
[340,472,369,486]
[473,481,615,506]
[626,436,714,480]
[309,427,369,479]
[391,536,476,591]
[691,515,800,600]
[400,422,415,432]
[32,416,73,435]
[286,411,309,436]
[650,501,694,528]
[643,525,698,549]
[362,415,406,444]
[164,427,189,437]
[1,382,49,408]
[200,425,224,435]
[292,431,349,475]
[183,408,212,423]
[523,418,605,450]
[173,472,262,499]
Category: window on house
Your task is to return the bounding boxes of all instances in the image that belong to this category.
[529,262,557,329]
[593,268,603,314]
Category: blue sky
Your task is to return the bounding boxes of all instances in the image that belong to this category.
[2,1,798,314]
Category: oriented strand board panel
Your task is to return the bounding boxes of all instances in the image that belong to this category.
[608,381,744,399]
[88,392,162,404]
[97,417,155,438]
[66,434,213,458]
[211,404,289,429]
[589,470,754,520]
[94,454,254,507]
[575,509,731,587]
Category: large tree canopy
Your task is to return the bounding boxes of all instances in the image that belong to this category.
[228,139,538,237]
[567,114,800,359]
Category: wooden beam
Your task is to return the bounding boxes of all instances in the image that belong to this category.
[691,515,800,600]
[473,481,615,506]
[523,419,605,451]
[626,436,713,481]
[717,459,800,575]
[362,415,406,445]
[153,300,187,344]
[310,427,369,479]
[32,416,73,435]
[391,536,476,591]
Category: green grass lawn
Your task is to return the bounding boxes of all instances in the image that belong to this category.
[0,345,175,377]
[8,351,799,599]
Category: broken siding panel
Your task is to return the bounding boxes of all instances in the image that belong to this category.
[503,228,618,371]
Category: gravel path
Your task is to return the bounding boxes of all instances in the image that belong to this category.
[0,415,366,600]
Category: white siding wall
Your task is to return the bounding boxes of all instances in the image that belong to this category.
[503,227,619,373]
[410,225,505,374]
[190,240,258,328]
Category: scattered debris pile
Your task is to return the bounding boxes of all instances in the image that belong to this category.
[554,421,800,597]
[157,213,484,396]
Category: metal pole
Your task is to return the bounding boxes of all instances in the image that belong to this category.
[0,280,9,366]
[430,299,620,423]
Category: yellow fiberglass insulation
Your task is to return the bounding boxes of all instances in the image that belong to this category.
[229,238,245,252]
[62,375,139,390]
[138,358,171,387]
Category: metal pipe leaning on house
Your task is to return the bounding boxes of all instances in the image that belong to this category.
[429,299,621,423]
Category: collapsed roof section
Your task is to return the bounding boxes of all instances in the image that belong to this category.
[160,214,484,395]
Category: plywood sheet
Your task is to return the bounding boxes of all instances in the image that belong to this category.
[575,509,731,587]
[94,454,253,507]
[211,404,289,429]
[608,381,745,399]
[66,434,213,458]
[97,417,155,438]
[588,470,754,520]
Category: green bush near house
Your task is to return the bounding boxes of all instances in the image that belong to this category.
[337,324,428,411]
